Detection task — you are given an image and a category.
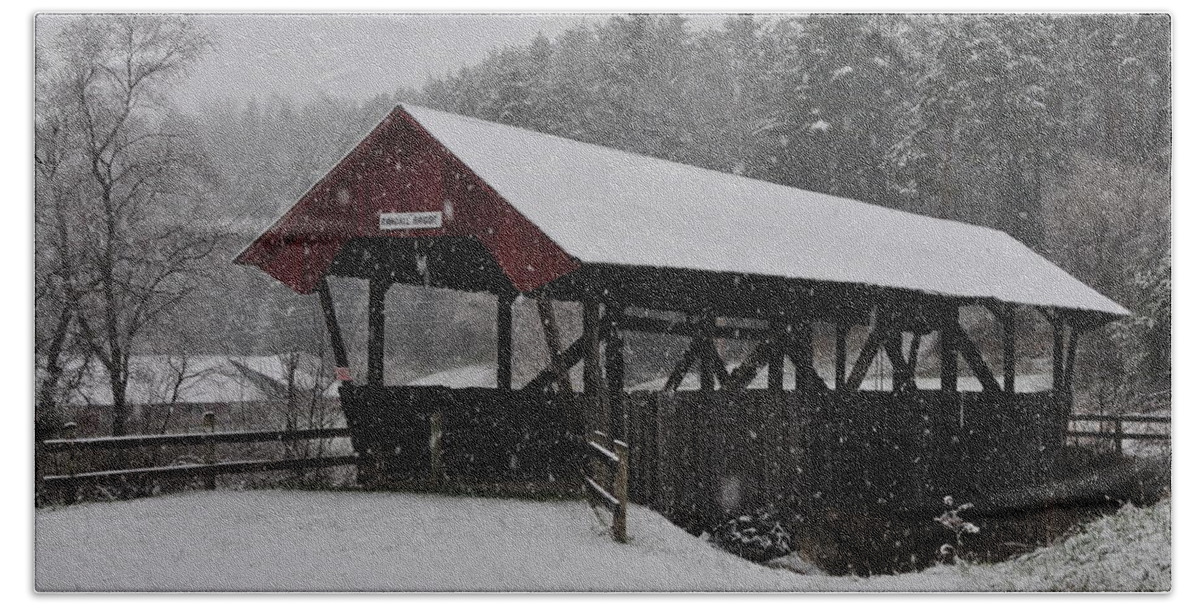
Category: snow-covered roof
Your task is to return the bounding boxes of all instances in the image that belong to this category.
[404,363,584,390]
[405,364,496,389]
[402,104,1127,316]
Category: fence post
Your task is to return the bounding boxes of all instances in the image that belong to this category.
[203,411,217,490]
[61,421,78,505]
[613,440,629,543]
[430,412,444,488]
[1114,415,1124,456]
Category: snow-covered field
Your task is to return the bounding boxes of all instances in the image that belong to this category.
[35,490,1169,592]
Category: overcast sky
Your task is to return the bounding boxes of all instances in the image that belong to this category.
[180,14,596,112]
[37,14,733,113]
[35,14,589,112]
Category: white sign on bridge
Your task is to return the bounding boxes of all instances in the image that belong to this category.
[379,211,443,230]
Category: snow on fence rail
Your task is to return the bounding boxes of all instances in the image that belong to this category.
[1066,413,1170,455]
[584,430,629,543]
[40,419,354,504]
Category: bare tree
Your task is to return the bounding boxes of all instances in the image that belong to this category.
[36,15,216,436]
[142,353,217,434]
[35,70,78,434]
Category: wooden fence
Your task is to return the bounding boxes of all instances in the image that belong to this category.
[338,385,583,489]
[583,430,629,543]
[1067,413,1171,454]
[40,423,354,504]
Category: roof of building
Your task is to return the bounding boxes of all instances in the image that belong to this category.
[236,104,1127,317]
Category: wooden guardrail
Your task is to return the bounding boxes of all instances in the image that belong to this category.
[584,430,629,543]
[1067,413,1170,454]
[40,420,355,504]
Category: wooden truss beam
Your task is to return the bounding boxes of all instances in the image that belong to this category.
[315,278,350,375]
[662,338,701,392]
[844,327,883,391]
[525,307,615,395]
[536,297,570,393]
[523,334,589,393]
[727,341,771,390]
[954,324,1002,394]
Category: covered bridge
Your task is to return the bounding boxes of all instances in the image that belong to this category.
[235,104,1127,537]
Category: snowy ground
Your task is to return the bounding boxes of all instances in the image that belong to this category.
[35,489,1169,592]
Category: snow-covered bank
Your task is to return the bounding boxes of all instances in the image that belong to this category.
[35,489,1169,592]
[949,499,1171,591]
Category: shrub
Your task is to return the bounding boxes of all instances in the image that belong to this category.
[708,510,792,563]
[934,495,980,563]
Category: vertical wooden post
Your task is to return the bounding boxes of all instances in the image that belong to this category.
[367,277,389,387]
[767,322,784,394]
[613,440,629,543]
[888,329,906,392]
[699,316,716,393]
[1003,303,1016,395]
[1062,322,1081,447]
[496,293,514,390]
[1049,312,1068,450]
[940,305,959,394]
[1064,325,1080,394]
[696,314,716,526]
[605,308,626,441]
[1114,415,1124,455]
[430,412,444,486]
[834,322,848,392]
[940,304,962,485]
[62,421,78,505]
[583,298,602,426]
[1052,329,1064,403]
[792,322,814,393]
[1050,313,1064,393]
[203,410,216,491]
[316,278,350,382]
[905,332,923,389]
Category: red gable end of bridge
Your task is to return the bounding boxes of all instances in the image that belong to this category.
[233,107,580,294]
